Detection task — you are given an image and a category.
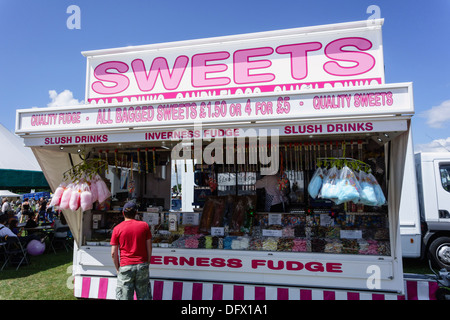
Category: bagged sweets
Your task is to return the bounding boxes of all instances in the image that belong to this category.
[308,167,324,199]
[320,166,340,202]
[358,171,378,206]
[59,184,73,210]
[50,183,66,207]
[335,166,361,205]
[80,182,93,212]
[292,239,308,252]
[367,173,386,206]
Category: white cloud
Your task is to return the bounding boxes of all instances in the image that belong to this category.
[415,137,450,153]
[421,99,450,128]
[47,89,84,108]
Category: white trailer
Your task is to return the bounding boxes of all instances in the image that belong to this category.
[400,152,450,269]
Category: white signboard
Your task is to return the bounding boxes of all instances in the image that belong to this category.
[16,83,412,136]
[20,118,408,148]
[83,20,385,104]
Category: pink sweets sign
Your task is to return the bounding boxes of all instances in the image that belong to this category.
[82,20,385,104]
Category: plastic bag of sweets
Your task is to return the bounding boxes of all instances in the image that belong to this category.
[59,183,74,210]
[367,173,386,206]
[335,166,361,205]
[80,182,93,212]
[69,184,82,211]
[95,174,111,204]
[358,171,378,206]
[50,182,66,207]
[319,166,340,202]
[308,167,325,199]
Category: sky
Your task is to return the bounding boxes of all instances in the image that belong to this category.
[1,0,450,152]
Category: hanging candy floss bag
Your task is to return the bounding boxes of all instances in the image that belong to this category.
[320,166,340,202]
[367,172,386,206]
[308,167,324,199]
[358,171,378,206]
[335,166,361,205]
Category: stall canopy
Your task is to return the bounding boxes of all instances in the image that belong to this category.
[0,190,20,198]
[0,123,49,189]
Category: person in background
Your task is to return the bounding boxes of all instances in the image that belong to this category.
[255,174,287,212]
[37,197,48,223]
[1,198,11,214]
[24,211,38,235]
[0,214,43,244]
[8,219,19,235]
[45,206,54,223]
[110,201,152,300]
[0,214,17,238]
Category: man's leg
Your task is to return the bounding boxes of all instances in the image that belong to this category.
[135,262,152,300]
[116,265,136,300]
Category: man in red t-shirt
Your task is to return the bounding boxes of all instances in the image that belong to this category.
[111,201,152,300]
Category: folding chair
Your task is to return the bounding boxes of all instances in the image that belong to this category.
[50,226,71,254]
[1,236,29,271]
[0,238,8,271]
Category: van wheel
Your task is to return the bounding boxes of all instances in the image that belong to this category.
[429,237,450,271]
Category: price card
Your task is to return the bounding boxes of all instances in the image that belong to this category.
[143,212,159,225]
[211,227,225,236]
[168,213,178,231]
[268,214,282,225]
[183,212,199,225]
[262,229,283,237]
[340,230,362,239]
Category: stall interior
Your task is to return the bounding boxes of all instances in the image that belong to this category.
[77,133,392,257]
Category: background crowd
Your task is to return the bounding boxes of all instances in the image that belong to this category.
[0,196,70,245]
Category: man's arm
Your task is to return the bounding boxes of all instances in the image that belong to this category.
[111,245,120,272]
[146,238,152,264]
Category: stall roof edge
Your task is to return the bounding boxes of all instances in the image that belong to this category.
[80,19,384,58]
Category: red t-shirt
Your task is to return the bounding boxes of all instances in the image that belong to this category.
[110,219,152,267]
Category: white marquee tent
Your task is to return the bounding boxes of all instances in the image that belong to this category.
[0,123,48,188]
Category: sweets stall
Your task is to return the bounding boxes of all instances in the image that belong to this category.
[15,19,431,299]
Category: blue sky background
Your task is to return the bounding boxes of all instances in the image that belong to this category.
[1,0,449,152]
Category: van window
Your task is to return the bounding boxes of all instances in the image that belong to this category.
[440,164,450,192]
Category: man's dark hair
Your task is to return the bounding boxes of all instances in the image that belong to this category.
[123,206,136,219]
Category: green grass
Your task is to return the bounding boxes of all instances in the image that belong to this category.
[0,248,77,300]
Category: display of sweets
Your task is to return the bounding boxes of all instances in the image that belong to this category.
[205,236,213,249]
[325,227,340,239]
[324,240,343,253]
[277,238,294,251]
[294,225,306,237]
[171,236,186,248]
[224,236,235,250]
[374,228,390,240]
[262,237,278,251]
[185,235,201,248]
[231,237,250,250]
[282,227,295,237]
[358,240,375,255]
[311,226,328,238]
[157,210,390,256]
[311,238,327,252]
[292,239,308,252]
[342,239,359,254]
[249,238,263,251]
[184,225,200,235]
[377,241,390,255]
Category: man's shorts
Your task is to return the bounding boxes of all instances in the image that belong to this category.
[116,262,152,300]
